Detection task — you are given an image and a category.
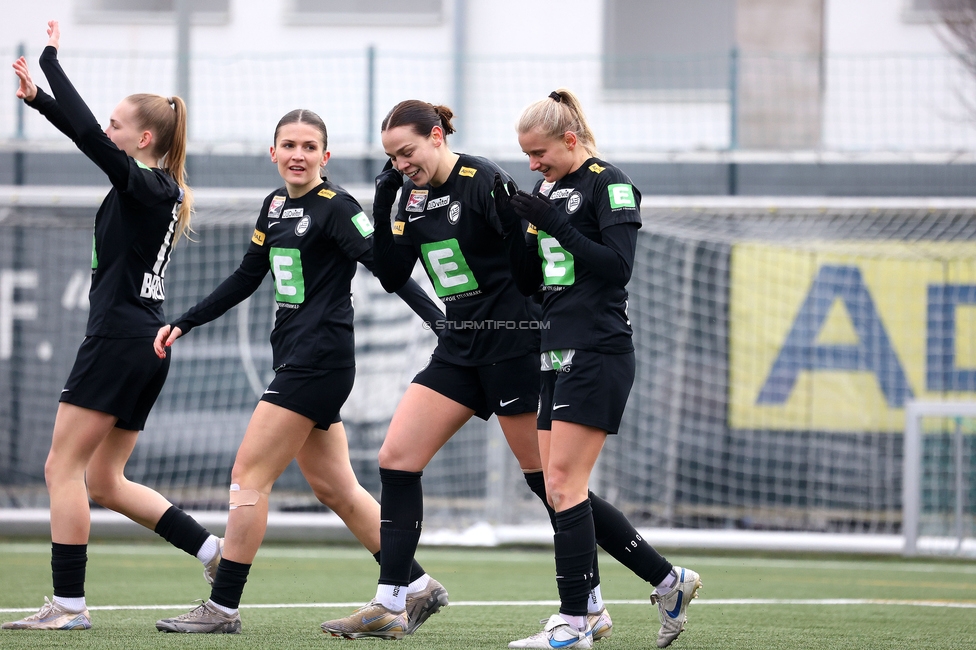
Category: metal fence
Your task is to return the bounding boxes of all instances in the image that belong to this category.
[5,48,976,155]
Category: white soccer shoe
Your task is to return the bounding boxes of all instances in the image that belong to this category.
[508,613,593,649]
[651,566,702,648]
[1,597,91,630]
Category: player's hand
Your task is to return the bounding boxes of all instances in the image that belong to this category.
[492,172,520,235]
[153,324,182,359]
[373,159,404,214]
[511,190,558,232]
[46,20,61,50]
[11,57,37,102]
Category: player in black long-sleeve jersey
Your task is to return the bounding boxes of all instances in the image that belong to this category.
[321,101,549,640]
[3,21,224,632]
[505,89,702,650]
[152,109,446,634]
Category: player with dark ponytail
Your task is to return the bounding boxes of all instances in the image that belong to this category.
[321,99,547,639]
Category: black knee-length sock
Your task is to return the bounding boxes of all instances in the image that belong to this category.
[154,505,211,557]
[52,543,87,598]
[590,491,672,586]
[553,499,595,617]
[377,467,423,587]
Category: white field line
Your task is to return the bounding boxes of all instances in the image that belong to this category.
[2,598,976,614]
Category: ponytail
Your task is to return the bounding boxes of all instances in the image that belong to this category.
[127,93,194,244]
[516,88,598,157]
[382,99,456,138]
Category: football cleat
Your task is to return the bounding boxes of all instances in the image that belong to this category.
[650,566,702,648]
[508,613,593,649]
[405,577,449,634]
[155,600,241,634]
[1,597,91,630]
[320,600,408,640]
[586,606,612,641]
[203,537,224,585]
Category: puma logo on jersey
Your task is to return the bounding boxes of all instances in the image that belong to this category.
[140,273,165,300]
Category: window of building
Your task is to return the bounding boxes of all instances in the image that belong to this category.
[603,0,735,101]
[77,0,230,25]
[286,0,443,26]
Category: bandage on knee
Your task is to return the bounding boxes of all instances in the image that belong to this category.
[229,483,261,509]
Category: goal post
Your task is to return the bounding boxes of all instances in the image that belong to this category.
[902,400,976,556]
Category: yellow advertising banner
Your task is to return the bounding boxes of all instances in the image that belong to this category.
[729,241,976,432]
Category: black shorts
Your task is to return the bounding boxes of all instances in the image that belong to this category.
[259,365,355,430]
[412,353,540,421]
[538,350,635,435]
[60,335,170,431]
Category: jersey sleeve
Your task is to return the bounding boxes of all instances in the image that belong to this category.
[325,194,374,261]
[371,192,419,293]
[593,166,642,231]
[36,46,134,194]
[480,162,512,238]
[171,206,271,334]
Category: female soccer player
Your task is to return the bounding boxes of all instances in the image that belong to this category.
[3,22,223,632]
[504,89,702,649]
[152,108,447,634]
[320,101,549,640]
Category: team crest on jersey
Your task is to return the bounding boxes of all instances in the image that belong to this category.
[406,189,428,212]
[318,188,336,199]
[282,208,304,219]
[459,167,477,177]
[428,195,450,210]
[295,216,311,236]
[566,191,583,214]
[268,196,286,219]
[549,188,573,200]
[448,201,461,225]
[539,181,555,196]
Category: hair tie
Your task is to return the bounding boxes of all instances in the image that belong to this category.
[548,91,562,102]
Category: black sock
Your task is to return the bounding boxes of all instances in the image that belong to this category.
[209,558,250,609]
[51,543,87,598]
[372,551,426,584]
[524,470,557,532]
[525,472,602,593]
[377,467,423,587]
[554,499,594,617]
[590,491,672,585]
[154,505,211,557]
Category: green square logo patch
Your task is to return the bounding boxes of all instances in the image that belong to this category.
[537,231,575,287]
[608,183,636,209]
[351,211,374,237]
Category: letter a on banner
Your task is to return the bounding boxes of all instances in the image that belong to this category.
[757,265,913,407]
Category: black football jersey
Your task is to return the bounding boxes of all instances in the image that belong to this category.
[28,46,182,338]
[392,154,539,366]
[174,181,374,370]
[532,158,642,353]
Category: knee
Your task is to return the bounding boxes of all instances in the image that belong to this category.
[545,469,576,511]
[85,471,122,508]
[377,443,399,470]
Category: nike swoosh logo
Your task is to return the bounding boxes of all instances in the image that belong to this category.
[499,398,519,407]
[263,390,279,394]
[408,214,426,222]
[665,590,684,619]
[552,404,570,410]
[548,636,581,648]
[61,389,69,393]
[267,221,280,228]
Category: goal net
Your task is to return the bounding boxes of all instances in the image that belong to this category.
[2,191,975,543]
